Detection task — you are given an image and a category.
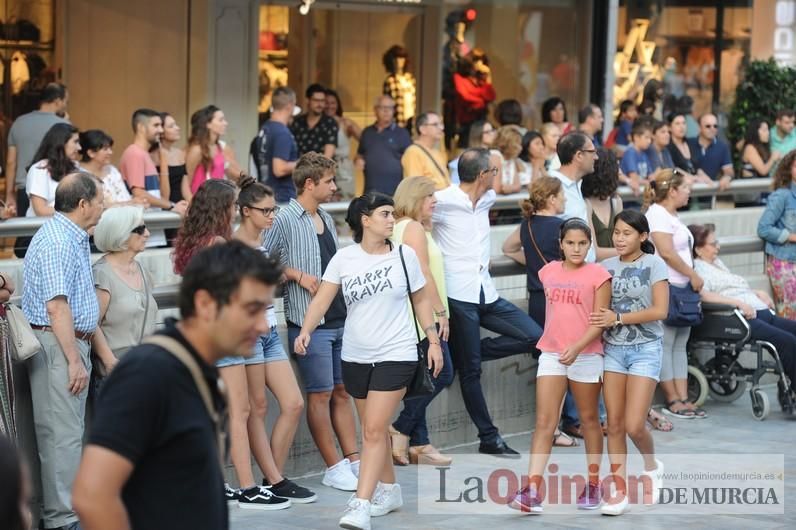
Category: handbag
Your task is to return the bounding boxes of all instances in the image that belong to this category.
[4,304,40,362]
[664,283,703,327]
[398,245,434,399]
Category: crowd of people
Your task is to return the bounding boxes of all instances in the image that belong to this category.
[0,76,795,530]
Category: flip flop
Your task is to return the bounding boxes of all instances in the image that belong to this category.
[562,424,584,439]
[662,400,696,419]
[647,408,674,431]
[553,430,580,447]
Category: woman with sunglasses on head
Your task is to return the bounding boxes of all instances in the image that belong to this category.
[233,176,317,503]
[175,178,293,510]
[295,192,442,530]
[90,206,158,381]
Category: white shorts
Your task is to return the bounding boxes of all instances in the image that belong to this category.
[536,352,604,383]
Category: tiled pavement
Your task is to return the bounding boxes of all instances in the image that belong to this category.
[231,384,794,529]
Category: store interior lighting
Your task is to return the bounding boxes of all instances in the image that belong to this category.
[299,0,315,16]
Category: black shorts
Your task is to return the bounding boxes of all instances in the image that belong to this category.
[341,360,417,399]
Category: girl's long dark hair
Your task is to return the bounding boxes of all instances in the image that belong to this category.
[614,210,656,254]
[0,435,26,530]
[744,118,771,163]
[29,123,79,182]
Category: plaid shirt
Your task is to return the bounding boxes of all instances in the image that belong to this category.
[23,213,99,333]
[263,199,338,327]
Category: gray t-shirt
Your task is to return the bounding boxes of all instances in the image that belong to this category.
[8,111,68,187]
[602,253,669,345]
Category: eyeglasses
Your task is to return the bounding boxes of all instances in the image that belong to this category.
[480,166,499,176]
[703,124,718,129]
[482,128,496,135]
[131,224,147,235]
[578,148,597,154]
[246,205,280,216]
[706,240,720,247]
[310,97,327,104]
[376,105,396,110]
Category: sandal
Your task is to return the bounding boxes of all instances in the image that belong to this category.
[553,430,580,447]
[662,400,696,419]
[601,421,609,437]
[682,400,708,419]
[389,425,410,466]
[561,424,584,439]
[409,444,453,466]
[647,408,674,432]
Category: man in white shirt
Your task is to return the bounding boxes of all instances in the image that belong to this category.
[432,148,542,457]
[548,131,598,264]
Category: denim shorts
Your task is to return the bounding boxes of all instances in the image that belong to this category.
[603,338,663,381]
[287,326,344,393]
[216,355,246,368]
[245,327,289,365]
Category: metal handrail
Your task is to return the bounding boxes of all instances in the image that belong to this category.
[0,179,772,239]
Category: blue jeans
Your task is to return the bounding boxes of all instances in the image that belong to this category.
[392,339,455,446]
[448,294,542,443]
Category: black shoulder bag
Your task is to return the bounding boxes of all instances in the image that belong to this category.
[398,245,435,399]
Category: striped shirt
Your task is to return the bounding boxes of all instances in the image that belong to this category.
[23,213,99,333]
[263,198,338,326]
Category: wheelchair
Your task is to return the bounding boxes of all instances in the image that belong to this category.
[686,302,795,421]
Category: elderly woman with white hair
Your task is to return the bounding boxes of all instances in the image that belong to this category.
[90,206,158,379]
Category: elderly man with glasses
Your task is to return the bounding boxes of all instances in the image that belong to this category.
[432,147,543,457]
[401,111,451,190]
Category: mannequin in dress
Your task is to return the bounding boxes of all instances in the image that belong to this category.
[382,45,417,131]
[442,9,474,149]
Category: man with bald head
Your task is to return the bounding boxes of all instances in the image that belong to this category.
[355,94,411,195]
[23,171,105,530]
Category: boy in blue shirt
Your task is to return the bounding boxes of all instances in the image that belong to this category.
[620,120,654,196]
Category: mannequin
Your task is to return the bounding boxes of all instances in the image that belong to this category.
[382,45,417,130]
[442,9,474,150]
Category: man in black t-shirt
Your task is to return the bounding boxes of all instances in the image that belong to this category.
[73,242,282,530]
[290,83,338,159]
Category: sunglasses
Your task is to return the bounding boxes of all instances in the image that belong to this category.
[131,224,147,235]
[246,205,280,216]
[703,124,718,129]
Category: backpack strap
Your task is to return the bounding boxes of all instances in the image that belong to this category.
[143,335,227,470]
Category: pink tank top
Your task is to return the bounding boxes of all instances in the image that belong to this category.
[190,145,225,194]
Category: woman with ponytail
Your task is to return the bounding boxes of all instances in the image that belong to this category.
[590,210,670,515]
[642,169,706,420]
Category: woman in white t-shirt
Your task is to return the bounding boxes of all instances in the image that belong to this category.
[643,169,706,420]
[295,192,443,530]
[79,129,149,208]
[25,122,80,217]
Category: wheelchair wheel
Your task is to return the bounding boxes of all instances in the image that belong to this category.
[750,389,770,421]
[687,365,709,407]
[704,356,747,403]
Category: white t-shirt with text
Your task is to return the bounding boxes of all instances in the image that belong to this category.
[322,243,426,364]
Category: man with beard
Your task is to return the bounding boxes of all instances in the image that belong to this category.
[119,108,187,247]
[290,84,338,159]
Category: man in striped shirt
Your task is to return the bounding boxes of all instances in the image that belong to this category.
[264,152,360,490]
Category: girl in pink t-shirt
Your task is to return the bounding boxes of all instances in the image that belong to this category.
[509,218,611,514]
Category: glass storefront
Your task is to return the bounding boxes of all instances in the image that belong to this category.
[613,1,753,120]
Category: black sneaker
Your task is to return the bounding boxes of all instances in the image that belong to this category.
[265,478,318,504]
[238,485,291,510]
[225,483,241,505]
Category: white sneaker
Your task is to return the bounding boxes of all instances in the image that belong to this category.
[601,495,630,516]
[349,459,360,478]
[370,483,403,517]
[339,497,371,530]
[323,458,359,491]
[642,459,664,505]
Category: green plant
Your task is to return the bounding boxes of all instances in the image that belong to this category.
[728,59,796,162]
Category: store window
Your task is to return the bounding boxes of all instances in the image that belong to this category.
[445,0,594,128]
[613,1,752,121]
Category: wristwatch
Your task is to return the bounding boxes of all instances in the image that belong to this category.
[168,201,176,211]
[614,312,622,327]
